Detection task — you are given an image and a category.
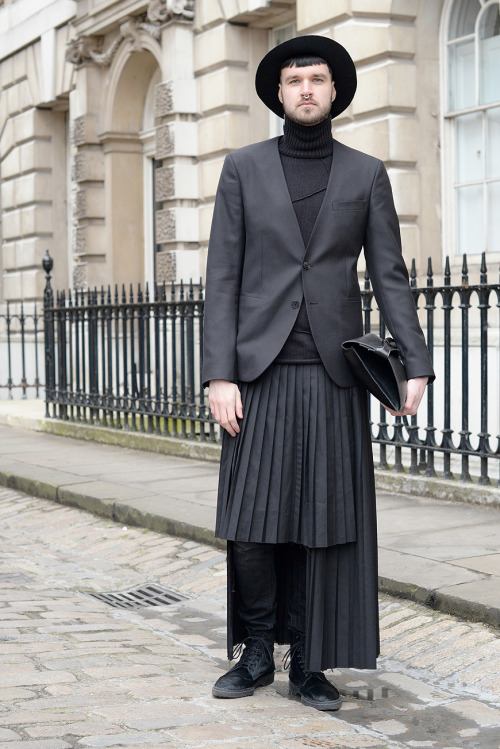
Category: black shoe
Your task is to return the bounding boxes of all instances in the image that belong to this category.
[284,634,342,711]
[212,634,275,699]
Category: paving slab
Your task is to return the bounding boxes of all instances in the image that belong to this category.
[0,421,498,630]
[377,548,487,590]
[382,522,500,561]
[450,554,500,576]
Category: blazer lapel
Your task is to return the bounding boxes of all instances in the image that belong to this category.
[261,139,308,260]
[260,138,349,261]
[304,138,349,259]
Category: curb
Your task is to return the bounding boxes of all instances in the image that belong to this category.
[0,466,498,631]
[0,469,226,552]
[39,418,222,463]
[377,576,500,631]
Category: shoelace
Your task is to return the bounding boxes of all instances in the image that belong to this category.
[283,638,306,672]
[232,635,273,670]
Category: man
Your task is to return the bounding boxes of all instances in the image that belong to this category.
[202,35,434,711]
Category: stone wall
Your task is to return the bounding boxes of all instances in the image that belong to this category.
[0,0,454,308]
[0,9,75,304]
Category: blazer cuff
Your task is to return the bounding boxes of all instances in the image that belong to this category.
[405,369,435,385]
[202,376,237,390]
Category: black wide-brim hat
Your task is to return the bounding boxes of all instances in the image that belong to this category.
[255,35,357,119]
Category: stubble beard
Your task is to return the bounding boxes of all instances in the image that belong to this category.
[283,100,332,127]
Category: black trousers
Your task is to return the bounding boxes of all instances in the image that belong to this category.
[233,541,307,638]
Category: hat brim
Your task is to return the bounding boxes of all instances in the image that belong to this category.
[255,35,357,119]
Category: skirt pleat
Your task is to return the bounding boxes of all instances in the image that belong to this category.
[216,363,359,547]
[217,362,380,671]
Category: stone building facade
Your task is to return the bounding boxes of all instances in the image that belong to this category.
[0,0,498,308]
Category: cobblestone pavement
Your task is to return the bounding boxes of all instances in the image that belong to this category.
[0,489,499,749]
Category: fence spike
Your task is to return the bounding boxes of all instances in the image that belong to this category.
[461,253,468,284]
[129,283,134,303]
[444,256,451,285]
[107,285,112,304]
[42,249,53,275]
[427,257,433,287]
[480,251,487,283]
[199,276,204,300]
[145,282,149,303]
[180,279,185,301]
[171,279,175,301]
[162,280,167,302]
[137,283,143,303]
[410,258,417,288]
[154,281,158,302]
[189,278,194,300]
[68,288,73,307]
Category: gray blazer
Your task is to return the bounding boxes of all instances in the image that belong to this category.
[202,137,434,388]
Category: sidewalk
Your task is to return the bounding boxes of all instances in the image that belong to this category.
[0,400,499,630]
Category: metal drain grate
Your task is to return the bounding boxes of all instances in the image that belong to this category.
[84,583,186,609]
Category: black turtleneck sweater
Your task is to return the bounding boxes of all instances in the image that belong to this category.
[274,116,333,364]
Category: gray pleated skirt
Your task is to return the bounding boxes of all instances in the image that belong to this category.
[216,362,380,671]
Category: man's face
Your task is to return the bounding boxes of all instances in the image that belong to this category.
[278,63,336,126]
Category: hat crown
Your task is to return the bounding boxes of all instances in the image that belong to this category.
[255,35,357,120]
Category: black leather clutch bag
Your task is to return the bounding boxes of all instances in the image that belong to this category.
[341,333,407,411]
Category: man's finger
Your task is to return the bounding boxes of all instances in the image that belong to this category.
[220,406,239,437]
[235,389,243,419]
[226,408,240,436]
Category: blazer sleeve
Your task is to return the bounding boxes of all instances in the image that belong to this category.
[363,160,435,383]
[201,154,245,388]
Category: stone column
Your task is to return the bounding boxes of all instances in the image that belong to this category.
[69,64,107,289]
[154,20,199,285]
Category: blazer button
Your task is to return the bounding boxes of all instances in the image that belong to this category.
[302,261,310,270]
[291,300,300,309]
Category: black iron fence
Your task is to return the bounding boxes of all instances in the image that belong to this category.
[43,252,500,487]
[0,302,43,399]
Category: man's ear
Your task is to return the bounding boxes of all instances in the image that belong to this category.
[331,82,337,103]
[278,84,283,104]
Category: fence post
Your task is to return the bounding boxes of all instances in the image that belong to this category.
[42,251,55,418]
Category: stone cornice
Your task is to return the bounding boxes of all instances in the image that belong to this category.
[147,0,194,24]
[66,0,194,66]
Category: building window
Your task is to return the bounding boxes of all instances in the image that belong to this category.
[445,0,500,255]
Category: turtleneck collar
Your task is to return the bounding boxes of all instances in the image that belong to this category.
[279,115,333,159]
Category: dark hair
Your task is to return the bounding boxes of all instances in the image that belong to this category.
[280,55,333,79]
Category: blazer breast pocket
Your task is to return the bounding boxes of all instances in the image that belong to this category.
[332,200,367,211]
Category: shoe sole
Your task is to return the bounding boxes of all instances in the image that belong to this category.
[212,671,275,699]
[289,680,342,711]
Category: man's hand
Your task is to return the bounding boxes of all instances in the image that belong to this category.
[385,376,428,417]
[209,380,243,437]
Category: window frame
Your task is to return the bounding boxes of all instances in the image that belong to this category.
[440,0,500,263]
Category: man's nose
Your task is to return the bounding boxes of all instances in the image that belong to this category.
[300,81,312,96]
